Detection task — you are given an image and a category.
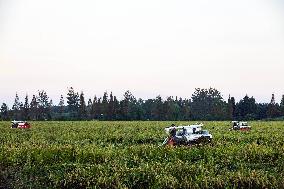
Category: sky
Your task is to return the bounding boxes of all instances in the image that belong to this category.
[0,0,284,106]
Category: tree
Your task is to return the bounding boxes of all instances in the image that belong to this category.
[281,95,284,116]
[30,95,39,120]
[86,98,93,120]
[66,87,80,119]
[12,93,23,120]
[256,103,269,120]
[113,95,120,120]
[267,94,280,118]
[58,95,65,119]
[37,90,52,120]
[0,103,9,120]
[90,96,97,120]
[180,99,191,120]
[23,94,30,120]
[101,92,108,120]
[153,96,164,120]
[227,95,236,120]
[235,95,257,120]
[191,88,227,120]
[108,92,115,120]
[78,92,87,120]
[163,96,176,120]
[120,90,136,120]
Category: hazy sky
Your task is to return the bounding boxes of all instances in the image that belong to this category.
[1,0,284,106]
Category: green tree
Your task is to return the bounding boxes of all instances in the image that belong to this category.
[108,92,115,120]
[58,95,65,120]
[12,93,23,120]
[66,87,80,119]
[101,92,108,120]
[267,94,280,118]
[23,94,30,120]
[227,95,236,120]
[120,90,137,120]
[30,95,39,120]
[280,95,284,116]
[78,92,87,120]
[236,95,257,120]
[0,103,9,120]
[86,98,93,120]
[37,90,52,120]
[153,96,164,120]
[163,96,176,120]
[180,99,191,120]
[191,88,226,120]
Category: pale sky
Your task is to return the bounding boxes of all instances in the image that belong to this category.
[0,0,284,106]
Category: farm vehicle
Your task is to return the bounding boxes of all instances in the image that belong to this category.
[162,123,213,146]
[11,121,31,129]
[231,121,251,131]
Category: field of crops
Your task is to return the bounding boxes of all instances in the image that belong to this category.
[1,121,284,188]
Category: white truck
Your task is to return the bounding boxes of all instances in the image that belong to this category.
[231,121,251,131]
[163,123,213,146]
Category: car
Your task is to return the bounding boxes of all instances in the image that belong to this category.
[11,121,31,129]
[162,123,213,146]
[231,121,251,131]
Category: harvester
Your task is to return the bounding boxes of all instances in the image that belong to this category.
[11,121,31,129]
[231,121,251,131]
[162,123,213,146]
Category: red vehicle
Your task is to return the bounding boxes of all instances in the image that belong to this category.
[11,121,31,129]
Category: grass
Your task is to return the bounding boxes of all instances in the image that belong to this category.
[0,121,284,188]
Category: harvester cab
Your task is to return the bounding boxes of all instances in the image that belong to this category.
[11,121,31,129]
[163,123,212,146]
[231,121,251,131]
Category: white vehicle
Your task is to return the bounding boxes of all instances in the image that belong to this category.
[231,121,251,131]
[163,123,213,146]
[11,120,31,129]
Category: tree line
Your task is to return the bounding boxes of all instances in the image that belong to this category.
[1,87,284,121]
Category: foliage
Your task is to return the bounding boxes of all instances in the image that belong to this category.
[2,88,284,121]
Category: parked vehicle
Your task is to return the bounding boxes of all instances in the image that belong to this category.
[163,123,213,146]
[11,121,31,129]
[231,121,251,131]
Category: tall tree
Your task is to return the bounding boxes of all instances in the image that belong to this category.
[153,96,164,120]
[30,95,39,120]
[12,93,23,120]
[66,87,80,119]
[0,103,9,120]
[101,92,108,120]
[108,92,115,120]
[113,95,120,120]
[120,90,137,120]
[87,98,93,120]
[78,92,87,120]
[58,95,65,119]
[280,95,284,116]
[235,95,257,120]
[90,96,98,119]
[37,90,52,120]
[267,94,280,118]
[227,95,236,120]
[23,94,30,120]
[163,96,176,120]
[191,88,226,120]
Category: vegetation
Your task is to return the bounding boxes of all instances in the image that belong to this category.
[1,88,284,121]
[1,121,284,188]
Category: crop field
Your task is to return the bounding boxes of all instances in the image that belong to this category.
[1,121,284,188]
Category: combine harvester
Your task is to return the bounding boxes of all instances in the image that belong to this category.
[231,121,251,131]
[162,123,213,146]
[11,121,31,129]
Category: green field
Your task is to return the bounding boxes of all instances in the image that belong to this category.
[1,121,284,188]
